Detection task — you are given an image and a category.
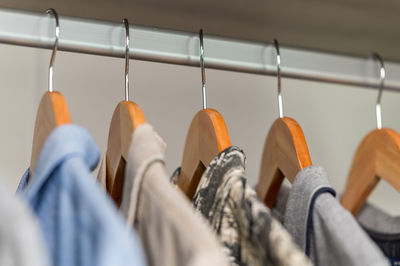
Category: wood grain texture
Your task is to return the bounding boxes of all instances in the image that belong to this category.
[256,117,312,208]
[341,128,400,215]
[177,108,231,199]
[30,91,71,175]
[105,101,146,206]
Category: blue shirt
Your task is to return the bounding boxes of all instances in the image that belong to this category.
[17,124,147,266]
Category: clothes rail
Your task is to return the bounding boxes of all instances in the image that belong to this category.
[1,8,400,92]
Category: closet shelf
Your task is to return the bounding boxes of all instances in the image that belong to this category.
[1,7,400,92]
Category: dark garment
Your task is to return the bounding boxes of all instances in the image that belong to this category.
[172,146,312,266]
[358,202,400,266]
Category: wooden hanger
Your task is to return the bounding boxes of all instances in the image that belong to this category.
[341,128,400,215]
[341,53,400,215]
[105,19,146,206]
[177,108,231,199]
[177,30,231,199]
[256,39,312,208]
[30,9,71,175]
[257,117,312,208]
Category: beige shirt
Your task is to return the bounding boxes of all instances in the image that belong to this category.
[98,123,228,266]
[96,155,107,189]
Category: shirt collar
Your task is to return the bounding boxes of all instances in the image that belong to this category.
[170,146,246,187]
[202,145,246,183]
[193,146,246,218]
[283,165,336,251]
[127,123,166,180]
[96,154,107,191]
[170,147,246,187]
[121,123,166,223]
[18,124,100,199]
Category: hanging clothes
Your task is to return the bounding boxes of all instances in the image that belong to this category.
[272,166,389,266]
[356,202,400,265]
[171,146,312,266]
[17,124,147,266]
[98,123,229,266]
[0,177,49,266]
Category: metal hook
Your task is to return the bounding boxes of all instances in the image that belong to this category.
[199,29,207,109]
[46,8,59,93]
[370,53,385,129]
[123,18,130,101]
[273,39,283,118]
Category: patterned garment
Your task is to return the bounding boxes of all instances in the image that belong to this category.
[171,146,312,266]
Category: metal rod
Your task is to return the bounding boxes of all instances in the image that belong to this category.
[1,8,400,92]
[123,18,130,102]
[199,29,207,109]
[46,8,59,93]
[273,39,283,118]
[370,53,386,129]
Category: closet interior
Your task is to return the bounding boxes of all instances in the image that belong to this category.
[0,3,400,266]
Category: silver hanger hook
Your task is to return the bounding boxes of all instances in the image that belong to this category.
[273,39,283,118]
[199,29,207,109]
[123,18,130,101]
[46,8,59,93]
[370,52,385,129]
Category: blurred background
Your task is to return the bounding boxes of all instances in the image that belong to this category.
[1,44,400,214]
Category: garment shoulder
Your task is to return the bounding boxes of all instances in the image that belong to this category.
[58,158,147,265]
[0,180,50,266]
[136,161,230,266]
[313,193,389,266]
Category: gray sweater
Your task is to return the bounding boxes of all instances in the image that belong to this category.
[272,165,390,266]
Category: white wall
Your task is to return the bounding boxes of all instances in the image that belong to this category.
[1,43,399,215]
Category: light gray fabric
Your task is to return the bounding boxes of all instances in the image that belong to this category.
[358,203,400,234]
[120,123,229,266]
[273,165,389,266]
[0,178,49,266]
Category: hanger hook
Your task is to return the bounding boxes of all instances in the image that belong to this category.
[273,39,283,118]
[370,52,385,129]
[199,29,207,109]
[123,18,130,101]
[46,8,59,93]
